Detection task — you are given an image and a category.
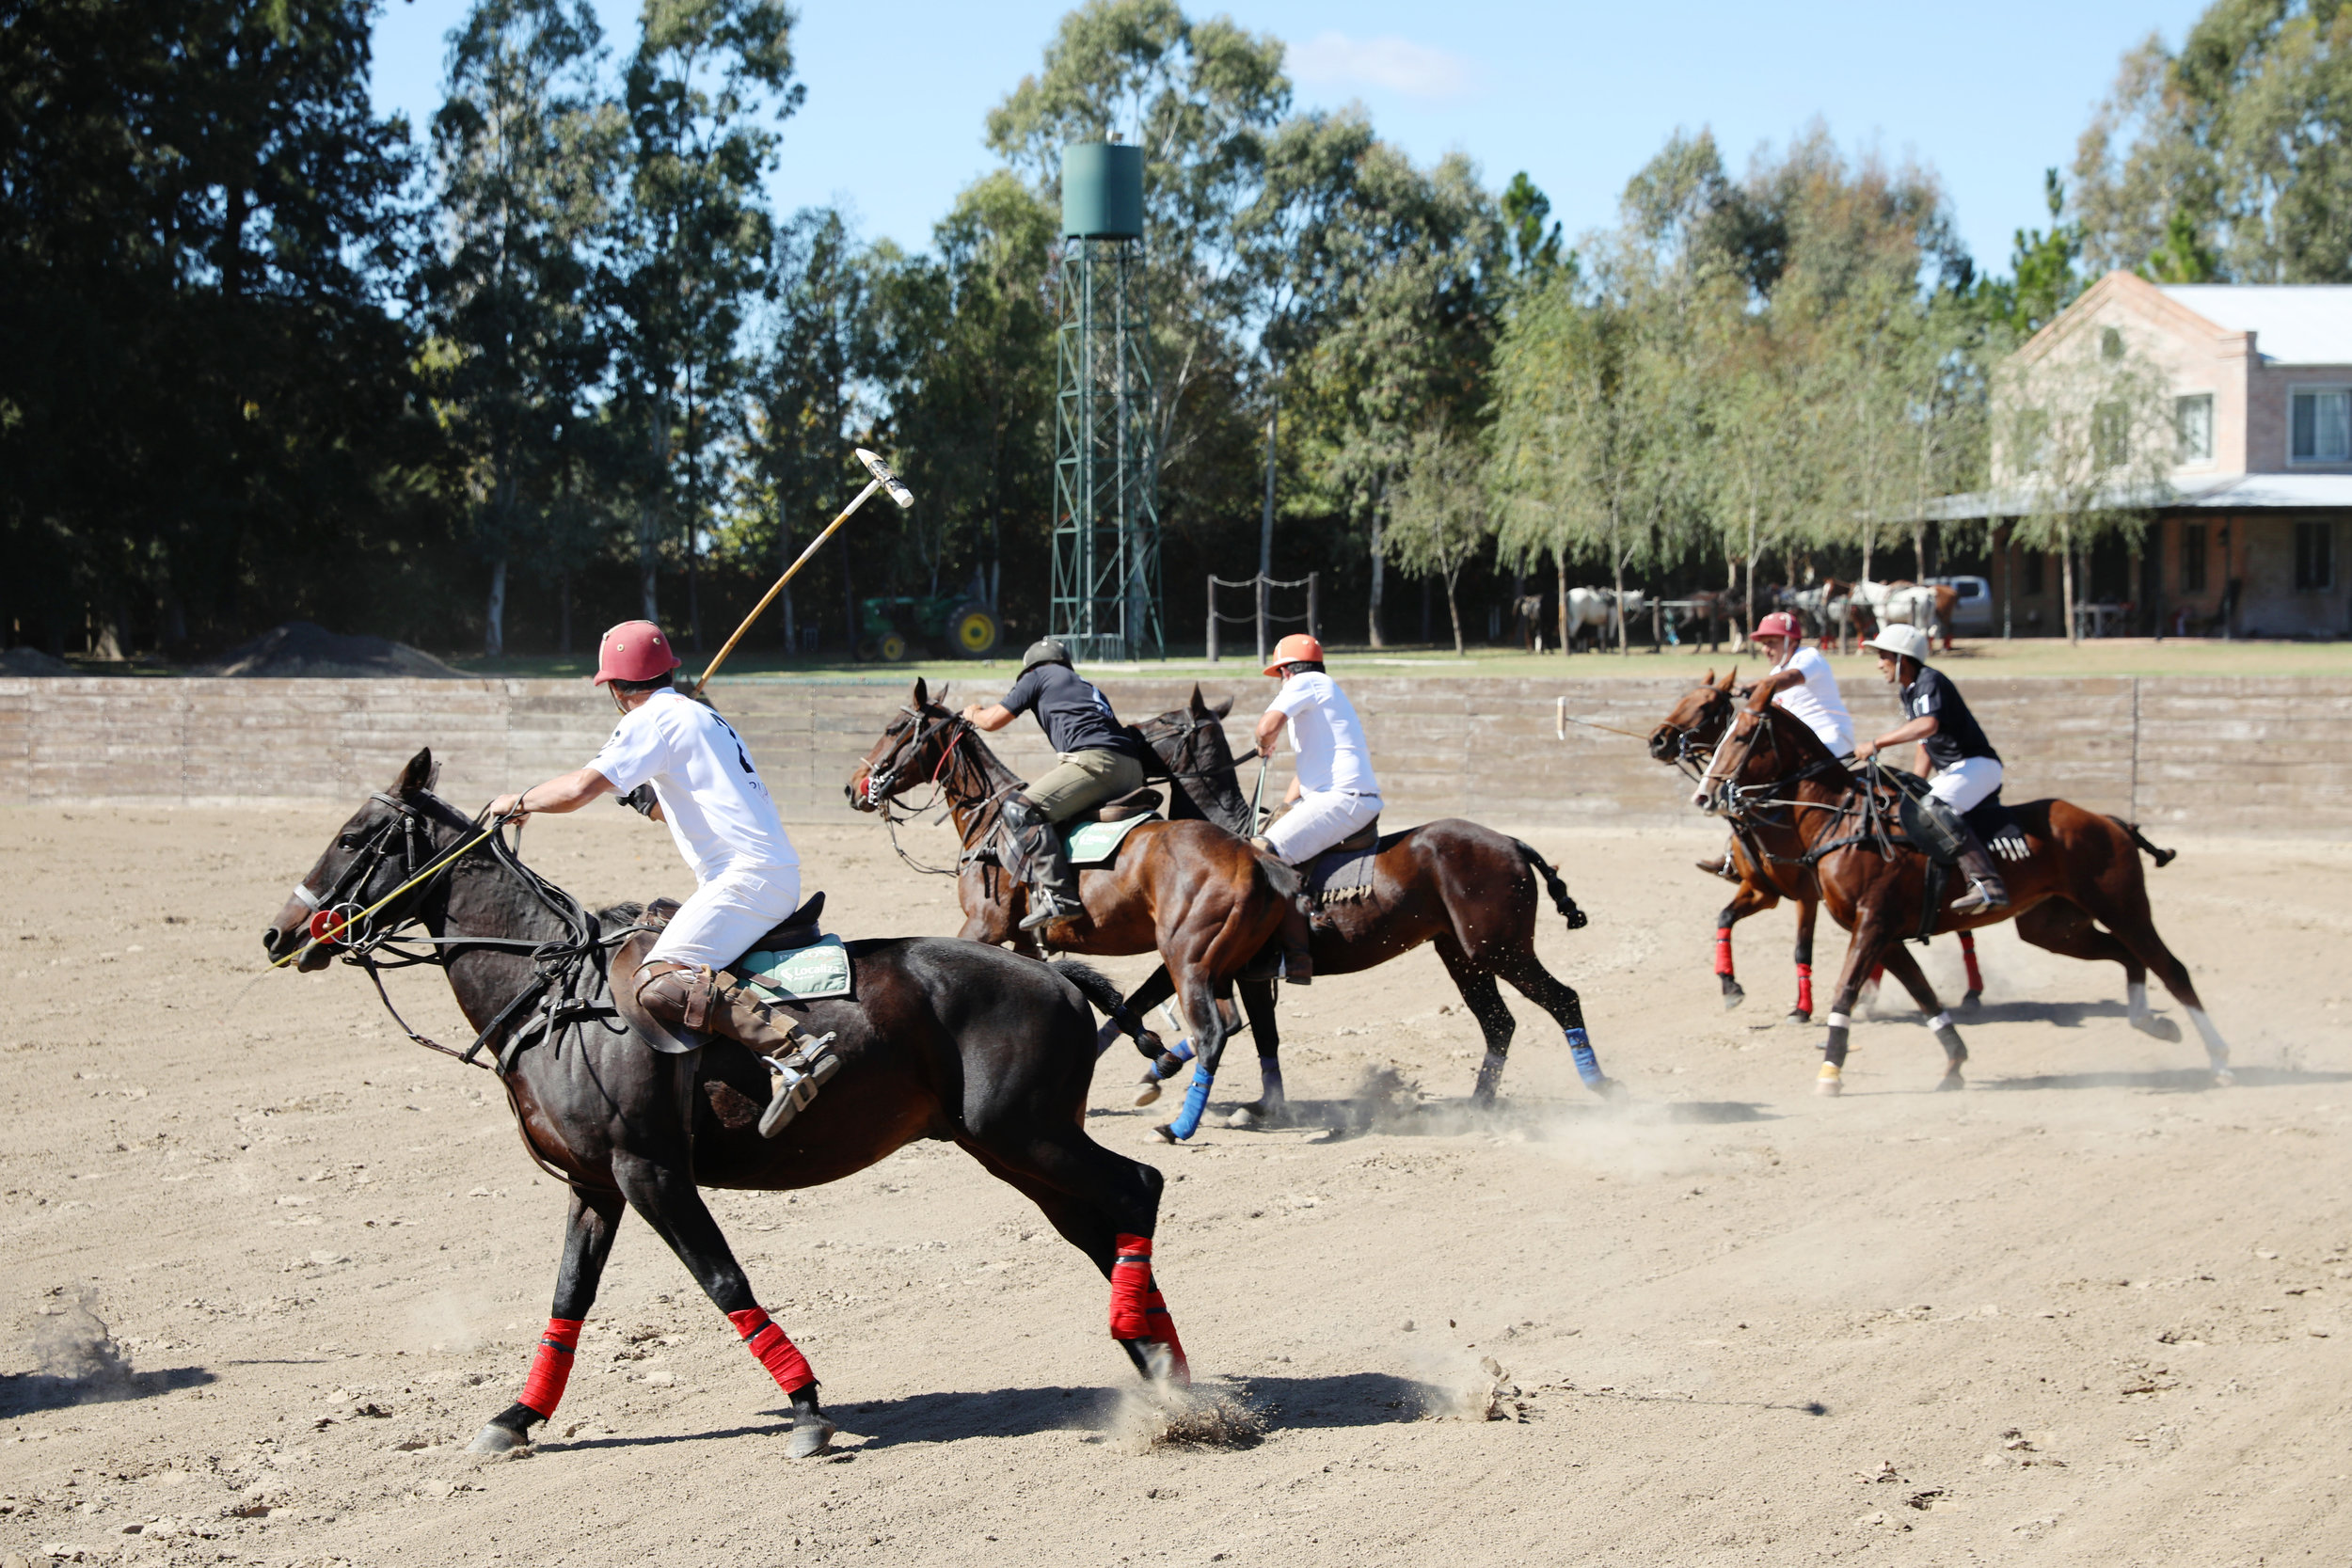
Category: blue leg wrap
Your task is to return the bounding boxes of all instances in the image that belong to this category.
[1167,1066,1216,1141]
[1143,1037,1197,1084]
[1565,1026,1605,1088]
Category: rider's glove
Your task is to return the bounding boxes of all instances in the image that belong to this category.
[615,784,658,817]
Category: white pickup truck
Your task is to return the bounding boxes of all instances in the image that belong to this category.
[1924,575,1994,634]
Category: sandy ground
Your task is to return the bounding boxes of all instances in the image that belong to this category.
[3,802,2349,1568]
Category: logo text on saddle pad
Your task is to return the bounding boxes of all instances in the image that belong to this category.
[739,935,852,1002]
[1061,813,1154,867]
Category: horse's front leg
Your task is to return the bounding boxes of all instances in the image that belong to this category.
[1877,942,1967,1089]
[1817,900,1895,1099]
[469,1185,625,1454]
[1790,897,1819,1023]
[609,1148,835,1457]
[1713,879,1779,1011]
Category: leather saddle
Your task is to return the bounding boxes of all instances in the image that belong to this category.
[611,891,830,1055]
[1304,817,1385,906]
[1071,786,1162,824]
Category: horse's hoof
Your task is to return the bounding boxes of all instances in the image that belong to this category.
[1935,1071,1965,1093]
[1721,981,1746,1010]
[467,1421,531,1457]
[1961,990,1982,1016]
[1224,1105,1259,1129]
[1785,1010,1811,1026]
[1814,1067,1843,1098]
[1145,1124,1179,1145]
[787,1413,836,1459]
[1134,1075,1165,1108]
[2212,1067,2236,1087]
[1592,1077,1629,1101]
[2131,1014,2183,1042]
[1123,1337,1191,1389]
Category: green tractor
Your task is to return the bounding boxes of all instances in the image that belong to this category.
[856,593,1002,661]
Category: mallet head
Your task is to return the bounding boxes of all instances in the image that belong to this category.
[856,448,914,510]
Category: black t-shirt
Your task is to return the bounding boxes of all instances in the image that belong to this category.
[1901,666,2000,770]
[1000,662,1148,762]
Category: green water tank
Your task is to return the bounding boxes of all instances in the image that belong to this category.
[1061,143,1144,240]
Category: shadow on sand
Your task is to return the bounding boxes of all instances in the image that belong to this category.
[0,1365,215,1418]
[1196,1095,1776,1141]
[1973,1065,2352,1094]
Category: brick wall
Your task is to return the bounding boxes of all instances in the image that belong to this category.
[2,673,2344,834]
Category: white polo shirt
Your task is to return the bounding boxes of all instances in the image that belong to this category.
[1770,646,1853,755]
[1266,672,1379,797]
[589,689,798,884]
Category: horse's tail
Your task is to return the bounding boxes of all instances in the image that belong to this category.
[1050,958,1161,1053]
[2111,816,2178,869]
[1256,853,1304,906]
[1514,840,1589,930]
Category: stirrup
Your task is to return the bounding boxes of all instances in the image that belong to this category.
[759,1032,842,1139]
[1948,879,2008,914]
[1020,896,1080,931]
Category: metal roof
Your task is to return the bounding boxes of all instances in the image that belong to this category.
[2158,284,2352,364]
[1914,471,2352,521]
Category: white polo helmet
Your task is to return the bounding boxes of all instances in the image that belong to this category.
[1861,624,1931,666]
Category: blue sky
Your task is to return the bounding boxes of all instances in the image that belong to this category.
[369,0,2210,277]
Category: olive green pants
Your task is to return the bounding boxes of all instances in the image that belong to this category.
[1025,748,1146,823]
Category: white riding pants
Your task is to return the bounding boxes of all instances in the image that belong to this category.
[1264,789,1384,863]
[1927,756,2003,815]
[645,864,803,971]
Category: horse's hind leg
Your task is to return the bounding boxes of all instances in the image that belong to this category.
[1472,937,1617,1101]
[1438,942,1518,1105]
[2013,900,2187,1046]
[1958,927,1985,1013]
[1154,969,1239,1143]
[1110,965,1191,1108]
[962,1127,1187,1386]
[2058,880,2233,1082]
[1876,942,1967,1090]
[469,1185,625,1454]
[1228,979,1288,1127]
[609,1150,835,1456]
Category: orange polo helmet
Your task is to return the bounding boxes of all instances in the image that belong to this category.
[1263,632,1325,676]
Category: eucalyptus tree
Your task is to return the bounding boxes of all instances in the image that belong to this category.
[426,0,621,656]
[1387,424,1496,655]
[610,0,800,642]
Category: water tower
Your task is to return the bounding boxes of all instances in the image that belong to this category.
[1050,143,1162,661]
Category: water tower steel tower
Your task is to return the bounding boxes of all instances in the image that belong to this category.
[1051,143,1162,661]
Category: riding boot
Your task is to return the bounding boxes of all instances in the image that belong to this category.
[1279,895,1314,985]
[1004,796,1083,931]
[1698,842,1741,882]
[633,961,843,1136]
[1946,823,2010,914]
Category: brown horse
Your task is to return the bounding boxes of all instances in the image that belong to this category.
[846,680,1297,1135]
[1659,672,1983,1023]
[262,750,1193,1459]
[1671,685,2228,1094]
[1109,686,1616,1134]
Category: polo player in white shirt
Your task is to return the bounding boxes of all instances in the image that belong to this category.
[1251,634,1384,863]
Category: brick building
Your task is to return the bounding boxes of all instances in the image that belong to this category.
[1943,270,2352,638]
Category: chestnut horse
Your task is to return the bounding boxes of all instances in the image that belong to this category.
[1658,672,1983,1023]
[262,750,1191,1459]
[846,680,1296,1133]
[1666,686,2228,1094]
[1107,686,1616,1135]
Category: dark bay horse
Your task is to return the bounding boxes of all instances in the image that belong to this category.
[1670,688,2228,1094]
[262,750,1190,1458]
[845,680,1296,1132]
[1114,687,1617,1135]
[1657,671,1983,1023]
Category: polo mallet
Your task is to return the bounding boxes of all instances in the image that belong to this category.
[690,448,914,696]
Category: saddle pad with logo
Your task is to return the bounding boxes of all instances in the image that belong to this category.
[739,935,852,1002]
[1062,812,1157,867]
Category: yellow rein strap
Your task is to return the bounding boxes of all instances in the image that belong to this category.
[270,820,504,970]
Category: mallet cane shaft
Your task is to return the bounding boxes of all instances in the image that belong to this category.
[690,448,914,697]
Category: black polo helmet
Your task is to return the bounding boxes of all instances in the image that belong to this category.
[1019,638,1071,674]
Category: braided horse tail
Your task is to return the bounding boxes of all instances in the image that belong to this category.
[2111,817,2178,869]
[1514,841,1589,930]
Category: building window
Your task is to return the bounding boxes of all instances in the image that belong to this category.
[2181,522,2207,593]
[2101,326,2124,361]
[2175,393,2213,462]
[2024,549,2045,595]
[2296,520,2335,590]
[2290,388,2352,462]
[2093,401,2129,467]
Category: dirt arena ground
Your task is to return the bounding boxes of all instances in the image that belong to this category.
[4,803,2348,1567]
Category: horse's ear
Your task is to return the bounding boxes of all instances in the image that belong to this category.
[911,676,929,708]
[1210,695,1232,720]
[1187,683,1209,716]
[934,682,951,707]
[1722,665,1740,692]
[1701,667,1716,688]
[393,748,433,798]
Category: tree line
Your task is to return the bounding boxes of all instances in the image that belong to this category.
[4,0,2341,661]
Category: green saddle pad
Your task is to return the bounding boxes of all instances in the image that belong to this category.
[739,935,851,1002]
[1062,812,1156,867]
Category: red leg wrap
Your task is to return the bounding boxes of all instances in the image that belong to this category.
[518,1317,583,1419]
[1867,963,1885,986]
[1961,930,1984,991]
[1795,962,1814,1016]
[1712,928,1735,978]
[726,1307,816,1395]
[1143,1282,1190,1380]
[1109,1233,1153,1339]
